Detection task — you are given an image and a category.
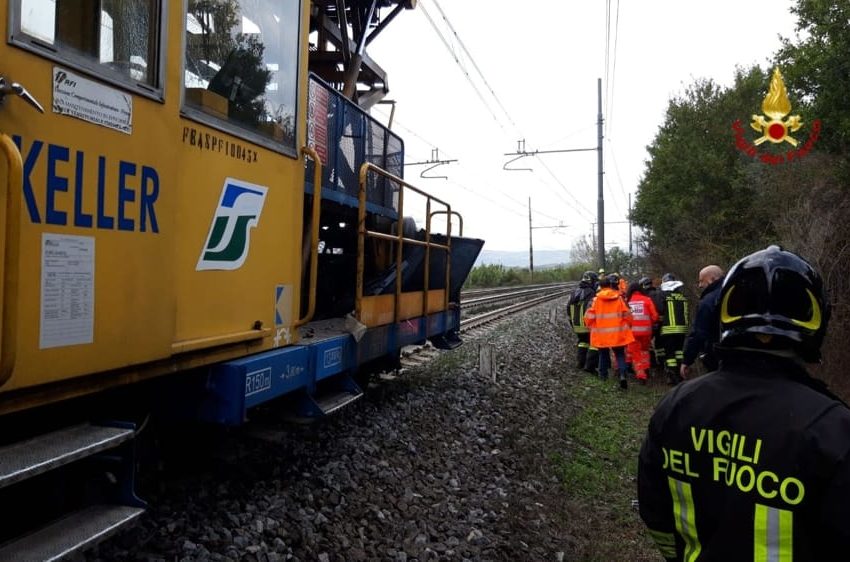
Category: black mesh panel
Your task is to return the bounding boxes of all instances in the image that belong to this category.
[306,75,402,217]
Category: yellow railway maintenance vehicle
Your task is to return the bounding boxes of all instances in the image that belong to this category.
[0,0,483,557]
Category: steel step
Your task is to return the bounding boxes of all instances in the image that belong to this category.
[0,504,144,562]
[314,390,363,415]
[0,424,134,489]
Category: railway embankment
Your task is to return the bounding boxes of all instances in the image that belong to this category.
[96,297,666,561]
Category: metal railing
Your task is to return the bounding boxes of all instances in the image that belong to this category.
[428,209,463,237]
[355,163,454,324]
[296,146,323,327]
[0,133,21,385]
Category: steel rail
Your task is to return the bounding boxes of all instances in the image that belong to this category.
[461,282,572,299]
[462,285,570,308]
[460,289,571,332]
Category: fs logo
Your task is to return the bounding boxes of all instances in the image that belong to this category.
[197,178,268,271]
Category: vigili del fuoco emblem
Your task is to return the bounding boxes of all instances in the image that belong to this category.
[732,67,820,165]
[750,68,802,146]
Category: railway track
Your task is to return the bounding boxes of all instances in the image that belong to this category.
[397,282,574,370]
[460,282,573,324]
[460,287,571,331]
[460,282,570,300]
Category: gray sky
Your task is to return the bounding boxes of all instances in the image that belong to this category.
[367,0,799,257]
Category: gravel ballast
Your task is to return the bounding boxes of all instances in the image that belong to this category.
[95,300,612,561]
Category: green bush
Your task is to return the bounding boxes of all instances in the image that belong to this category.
[463,262,594,288]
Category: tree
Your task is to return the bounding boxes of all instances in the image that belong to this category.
[630,6,850,395]
[605,246,632,277]
[186,0,274,128]
[186,0,240,82]
[570,236,597,267]
[630,67,779,272]
[775,0,850,157]
[208,34,272,126]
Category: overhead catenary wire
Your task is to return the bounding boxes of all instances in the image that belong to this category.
[373,7,593,235]
[539,180,597,224]
[608,0,620,138]
[371,106,452,155]
[603,0,620,138]
[604,176,624,219]
[447,179,526,219]
[604,0,611,118]
[372,108,580,224]
[371,107,565,221]
[605,138,630,213]
[449,178,569,227]
[418,1,507,133]
[539,124,598,150]
[533,157,597,222]
[429,0,523,138]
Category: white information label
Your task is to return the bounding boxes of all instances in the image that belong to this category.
[52,67,133,134]
[40,234,95,349]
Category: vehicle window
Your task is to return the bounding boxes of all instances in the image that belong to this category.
[15,0,161,88]
[184,0,300,149]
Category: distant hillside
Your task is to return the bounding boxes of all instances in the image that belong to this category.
[475,249,570,269]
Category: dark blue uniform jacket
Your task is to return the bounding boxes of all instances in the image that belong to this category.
[682,278,723,369]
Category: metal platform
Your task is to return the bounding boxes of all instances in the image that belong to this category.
[0,504,144,562]
[0,424,134,489]
[314,390,363,415]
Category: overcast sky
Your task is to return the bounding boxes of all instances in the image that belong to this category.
[366,0,800,258]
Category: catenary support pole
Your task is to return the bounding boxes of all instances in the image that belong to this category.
[597,78,605,271]
[528,197,534,281]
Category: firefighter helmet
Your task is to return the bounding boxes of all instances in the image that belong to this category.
[606,273,620,287]
[581,270,599,284]
[719,245,829,362]
[639,277,653,290]
[661,273,676,283]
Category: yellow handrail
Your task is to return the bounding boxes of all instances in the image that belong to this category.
[422,198,431,318]
[356,162,453,324]
[428,209,463,237]
[295,146,323,327]
[0,133,22,386]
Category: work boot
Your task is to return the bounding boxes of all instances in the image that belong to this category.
[599,371,608,381]
[619,372,628,390]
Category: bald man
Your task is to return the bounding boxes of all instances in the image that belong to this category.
[680,264,725,379]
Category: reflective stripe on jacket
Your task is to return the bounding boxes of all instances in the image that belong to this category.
[660,291,689,335]
[568,284,596,334]
[638,354,850,560]
[585,288,634,348]
[628,293,659,336]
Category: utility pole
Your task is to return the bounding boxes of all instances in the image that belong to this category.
[628,193,634,257]
[597,77,605,271]
[529,198,569,282]
[502,80,602,269]
[528,197,534,281]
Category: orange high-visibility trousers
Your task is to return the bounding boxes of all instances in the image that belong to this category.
[627,335,653,379]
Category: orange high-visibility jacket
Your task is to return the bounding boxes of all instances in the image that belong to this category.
[585,288,635,348]
[618,277,628,297]
[628,292,659,338]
